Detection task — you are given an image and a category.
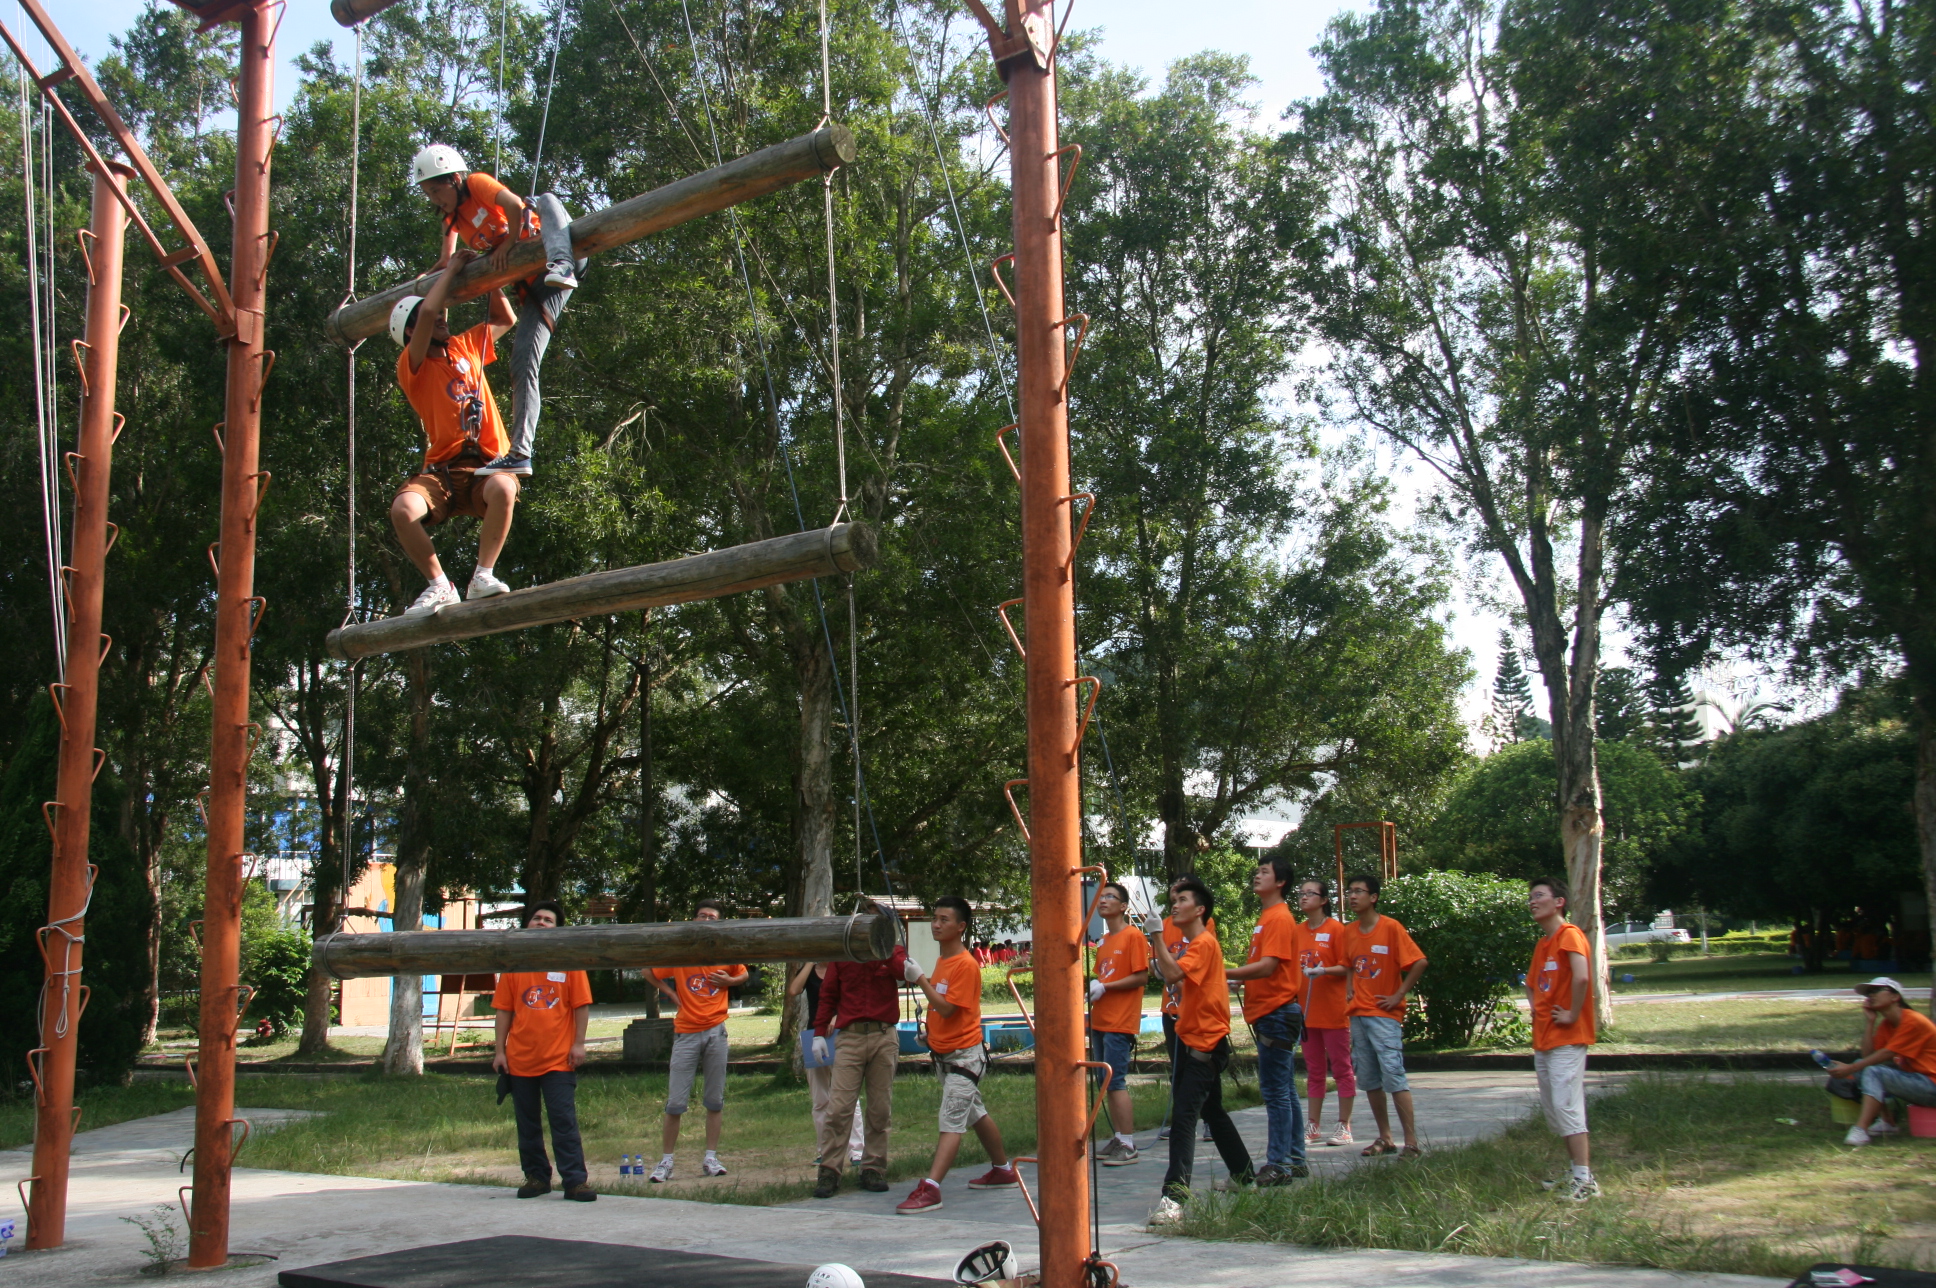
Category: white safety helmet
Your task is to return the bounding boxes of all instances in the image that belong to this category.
[388,295,426,347]
[954,1241,1017,1286]
[410,143,467,186]
[805,1267,864,1288]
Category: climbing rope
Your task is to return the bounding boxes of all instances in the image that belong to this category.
[337,22,367,923]
[530,0,565,195]
[20,70,63,676]
[492,0,510,178]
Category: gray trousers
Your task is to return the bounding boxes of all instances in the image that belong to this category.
[506,192,582,461]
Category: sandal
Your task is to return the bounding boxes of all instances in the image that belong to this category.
[1399,1145,1423,1159]
[1360,1138,1397,1157]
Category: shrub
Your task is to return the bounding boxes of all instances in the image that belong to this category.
[243,927,311,1037]
[983,962,1032,1002]
[1379,871,1541,1049]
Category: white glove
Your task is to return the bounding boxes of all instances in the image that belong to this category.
[811,1035,830,1063]
[903,958,926,985]
[1088,980,1105,1002]
[1303,965,1323,978]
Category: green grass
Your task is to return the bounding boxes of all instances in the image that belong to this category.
[7,1067,1255,1204]
[1608,950,1931,995]
[1594,995,1871,1053]
[1177,1073,1936,1277]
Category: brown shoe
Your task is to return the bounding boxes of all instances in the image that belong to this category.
[516,1176,551,1199]
[813,1165,841,1199]
[859,1169,889,1192]
[562,1183,597,1202]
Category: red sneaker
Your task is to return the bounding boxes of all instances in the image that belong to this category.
[967,1164,1019,1190]
[895,1179,944,1214]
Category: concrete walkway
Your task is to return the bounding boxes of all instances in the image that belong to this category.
[0,1078,1785,1288]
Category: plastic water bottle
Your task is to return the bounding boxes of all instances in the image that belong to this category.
[620,1153,633,1177]
[1811,1049,1835,1070]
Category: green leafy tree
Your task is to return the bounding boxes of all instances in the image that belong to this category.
[1281,0,1760,1022]
[1595,666,1648,743]
[1419,739,1695,918]
[1645,671,1705,765]
[1379,870,1542,1048]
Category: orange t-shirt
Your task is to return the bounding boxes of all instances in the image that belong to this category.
[1091,924,1150,1035]
[396,322,509,466]
[1879,1008,1936,1077]
[1345,914,1425,1019]
[1160,916,1214,1017]
[1529,922,1596,1050]
[1173,931,1232,1053]
[652,963,743,1034]
[1298,916,1349,1029]
[924,951,984,1054]
[445,171,540,255]
[491,969,591,1076]
[1241,901,1304,1023]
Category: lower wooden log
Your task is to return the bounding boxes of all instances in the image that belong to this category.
[314,912,898,980]
[326,522,876,661]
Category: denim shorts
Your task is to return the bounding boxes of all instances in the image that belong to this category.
[1350,1014,1408,1094]
[1090,1029,1134,1092]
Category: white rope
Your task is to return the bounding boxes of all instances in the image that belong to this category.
[21,64,64,677]
[493,0,510,178]
[340,23,366,920]
[530,0,565,194]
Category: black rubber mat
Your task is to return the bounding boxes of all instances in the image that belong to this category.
[278,1235,951,1288]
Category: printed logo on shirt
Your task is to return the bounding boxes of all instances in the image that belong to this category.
[1353,954,1383,981]
[685,973,722,997]
[521,984,561,1010]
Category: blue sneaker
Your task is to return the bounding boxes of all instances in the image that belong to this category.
[475,452,532,477]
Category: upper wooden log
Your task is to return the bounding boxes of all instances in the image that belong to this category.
[325,124,857,345]
[314,912,899,980]
[326,522,877,661]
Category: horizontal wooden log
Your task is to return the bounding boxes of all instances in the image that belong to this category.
[326,124,856,345]
[314,912,899,980]
[326,522,877,661]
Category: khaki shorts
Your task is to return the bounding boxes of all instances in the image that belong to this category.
[395,457,517,527]
[934,1047,988,1134]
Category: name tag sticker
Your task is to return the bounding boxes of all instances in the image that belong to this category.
[1544,960,1559,971]
[546,971,566,982]
[1372,944,1389,955]
[936,981,949,995]
[1316,933,1331,942]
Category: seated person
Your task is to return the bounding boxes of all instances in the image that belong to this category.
[1826,976,1936,1145]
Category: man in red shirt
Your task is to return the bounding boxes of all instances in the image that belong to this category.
[647,899,747,1182]
[1527,877,1596,1200]
[491,901,595,1201]
[810,902,911,1199]
[1827,976,1936,1145]
[386,248,522,617]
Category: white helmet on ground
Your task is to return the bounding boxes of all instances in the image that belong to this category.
[954,1241,1017,1286]
[411,143,467,186]
[388,295,426,347]
[806,1267,864,1288]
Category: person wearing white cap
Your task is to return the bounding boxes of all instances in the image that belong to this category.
[410,144,585,480]
[1824,977,1936,1146]
[385,249,521,617]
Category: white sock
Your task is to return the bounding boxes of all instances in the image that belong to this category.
[474,565,492,579]
[704,1149,718,1161]
[428,572,451,590]
[1571,1164,1592,1181]
[1116,1133,1135,1147]
[660,1153,674,1166]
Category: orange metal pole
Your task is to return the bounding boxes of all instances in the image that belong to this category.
[1000,5,1090,1284]
[24,160,130,1253]
[187,2,274,1267]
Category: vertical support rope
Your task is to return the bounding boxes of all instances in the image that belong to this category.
[20,60,63,679]
[530,0,564,195]
[339,22,365,929]
[493,0,510,178]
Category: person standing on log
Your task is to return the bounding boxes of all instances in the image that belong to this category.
[647,899,747,1183]
[411,145,584,479]
[491,901,595,1201]
[808,903,911,1200]
[387,247,520,616]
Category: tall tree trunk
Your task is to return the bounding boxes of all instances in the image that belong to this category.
[382,652,433,1076]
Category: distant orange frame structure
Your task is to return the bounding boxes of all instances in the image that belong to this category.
[1334,820,1398,896]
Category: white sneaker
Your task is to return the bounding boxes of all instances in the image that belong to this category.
[1325,1124,1354,1146]
[1305,1122,1325,1144]
[648,1157,675,1183]
[701,1156,728,1177]
[1844,1125,1872,1147]
[403,580,459,617]
[1148,1196,1184,1229]
[544,260,579,290]
[1869,1118,1899,1136]
[467,569,511,600]
[1558,1175,1600,1202]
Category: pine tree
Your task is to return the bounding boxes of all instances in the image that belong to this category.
[1645,671,1705,762]
[1484,631,1536,750]
[1596,666,1648,741]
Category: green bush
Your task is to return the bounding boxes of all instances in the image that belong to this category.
[982,963,1031,1002]
[1379,871,1541,1049]
[243,927,310,1037]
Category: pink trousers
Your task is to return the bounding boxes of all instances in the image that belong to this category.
[1305,1026,1355,1100]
